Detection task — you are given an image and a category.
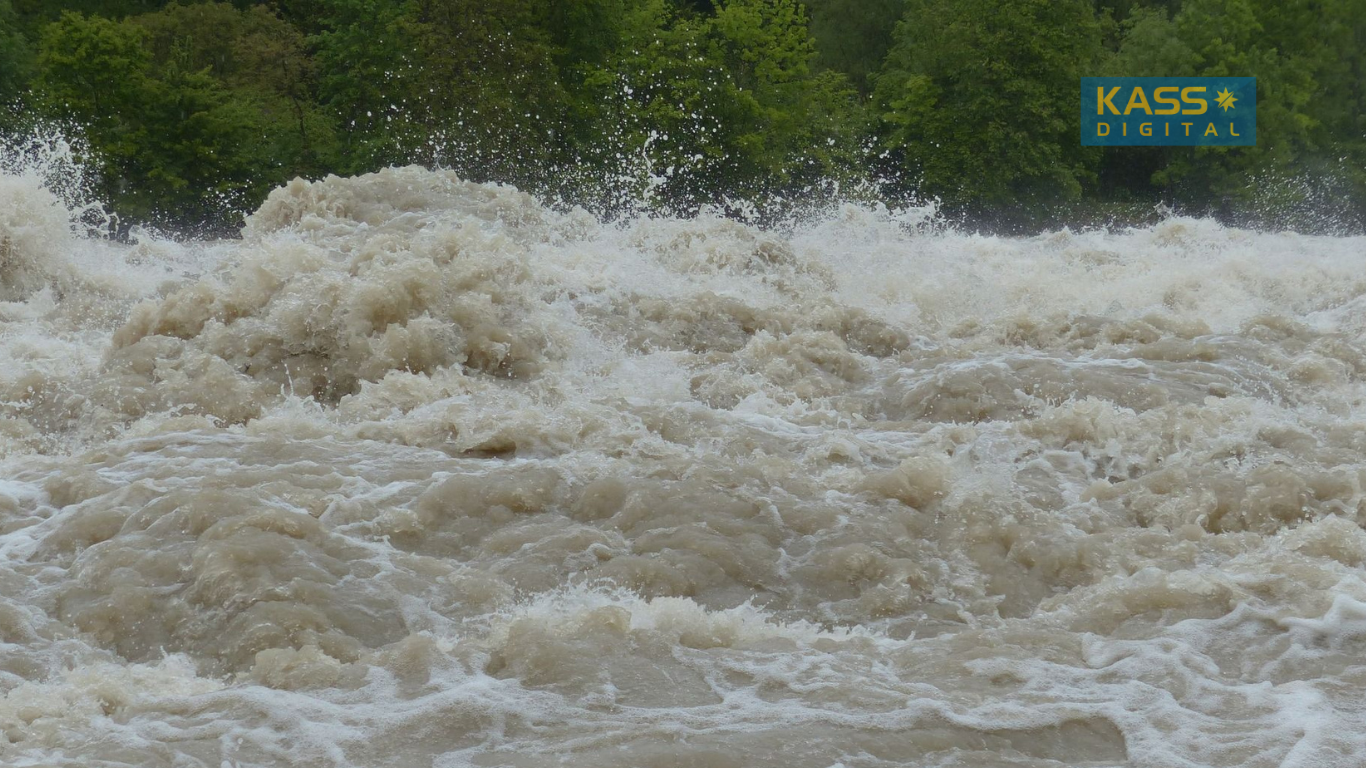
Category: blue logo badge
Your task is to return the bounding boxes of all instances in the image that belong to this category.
[1081,77,1255,146]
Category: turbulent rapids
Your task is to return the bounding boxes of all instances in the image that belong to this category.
[2,162,1366,768]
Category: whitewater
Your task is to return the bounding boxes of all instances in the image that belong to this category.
[2,157,1366,768]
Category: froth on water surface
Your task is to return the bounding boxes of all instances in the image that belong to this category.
[3,165,1366,767]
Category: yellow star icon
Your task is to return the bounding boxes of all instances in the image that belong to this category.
[1215,88,1238,112]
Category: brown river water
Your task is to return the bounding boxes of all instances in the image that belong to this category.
[2,161,1366,767]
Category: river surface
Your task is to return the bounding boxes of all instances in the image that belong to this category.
[2,163,1366,767]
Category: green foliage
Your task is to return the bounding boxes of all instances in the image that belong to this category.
[1103,0,1365,225]
[35,12,152,131]
[403,0,568,181]
[311,0,569,182]
[874,0,1103,220]
[547,0,629,70]
[801,0,903,92]
[34,5,330,230]
[13,1,169,30]
[310,0,418,171]
[3,0,1362,231]
[708,0,865,196]
[0,0,33,104]
[579,0,863,212]
[134,2,336,174]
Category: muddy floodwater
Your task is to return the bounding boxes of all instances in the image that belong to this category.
[3,165,1366,767]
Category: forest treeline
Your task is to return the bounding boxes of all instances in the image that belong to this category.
[0,0,1362,233]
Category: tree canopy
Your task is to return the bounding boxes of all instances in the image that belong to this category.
[1,0,1360,232]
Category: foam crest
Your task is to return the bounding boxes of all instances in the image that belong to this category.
[0,164,1365,766]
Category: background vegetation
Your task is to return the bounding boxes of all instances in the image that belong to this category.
[0,0,1362,233]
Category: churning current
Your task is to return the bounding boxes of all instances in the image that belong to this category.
[2,163,1366,768]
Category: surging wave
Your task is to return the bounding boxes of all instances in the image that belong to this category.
[1,163,1366,767]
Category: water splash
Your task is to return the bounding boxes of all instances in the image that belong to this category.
[0,160,1365,767]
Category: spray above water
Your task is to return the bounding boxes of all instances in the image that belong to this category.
[1,158,1366,767]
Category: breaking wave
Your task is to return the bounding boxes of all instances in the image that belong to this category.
[2,159,1366,767]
